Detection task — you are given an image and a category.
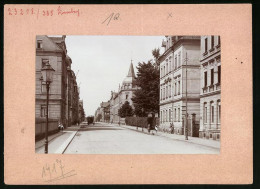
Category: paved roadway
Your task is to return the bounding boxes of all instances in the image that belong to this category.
[64,122,219,154]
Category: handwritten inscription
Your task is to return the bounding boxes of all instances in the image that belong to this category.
[7,6,80,18]
[42,159,77,183]
[167,12,173,19]
[102,12,120,26]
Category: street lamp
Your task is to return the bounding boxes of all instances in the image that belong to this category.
[41,60,55,154]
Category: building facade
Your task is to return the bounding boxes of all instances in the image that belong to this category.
[159,36,201,135]
[36,35,83,130]
[95,62,137,124]
[110,62,138,123]
[199,36,221,140]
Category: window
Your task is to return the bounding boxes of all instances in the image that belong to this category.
[217,100,221,123]
[204,72,207,87]
[169,109,171,122]
[41,105,47,117]
[175,56,177,69]
[160,89,162,100]
[211,102,214,123]
[169,84,171,97]
[37,40,43,49]
[211,36,214,49]
[178,108,180,122]
[169,59,172,71]
[41,81,46,93]
[166,63,168,74]
[160,111,162,123]
[204,38,208,53]
[174,83,177,95]
[166,110,168,122]
[178,81,180,95]
[204,103,207,123]
[211,69,214,85]
[166,86,168,98]
[174,108,177,121]
[178,52,181,67]
[163,88,165,99]
[126,94,128,99]
[164,66,165,76]
[218,65,221,84]
[161,68,163,77]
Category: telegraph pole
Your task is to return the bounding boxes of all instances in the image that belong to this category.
[185,52,188,140]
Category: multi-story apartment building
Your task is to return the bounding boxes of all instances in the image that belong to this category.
[36,35,82,130]
[159,36,201,135]
[199,36,221,140]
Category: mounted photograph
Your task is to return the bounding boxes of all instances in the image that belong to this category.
[35,35,221,154]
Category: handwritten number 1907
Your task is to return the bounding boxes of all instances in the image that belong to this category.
[102,13,120,26]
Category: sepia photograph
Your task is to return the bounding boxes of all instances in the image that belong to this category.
[35,35,221,154]
[4,3,253,185]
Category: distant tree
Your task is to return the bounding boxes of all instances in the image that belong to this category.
[152,48,160,68]
[118,101,134,118]
[96,114,102,122]
[132,49,160,116]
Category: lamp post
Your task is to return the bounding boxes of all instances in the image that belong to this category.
[41,60,55,154]
[184,52,188,140]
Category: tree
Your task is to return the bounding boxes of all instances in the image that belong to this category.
[118,101,134,118]
[132,48,160,117]
[96,114,102,122]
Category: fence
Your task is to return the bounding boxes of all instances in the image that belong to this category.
[125,116,159,128]
[35,118,59,141]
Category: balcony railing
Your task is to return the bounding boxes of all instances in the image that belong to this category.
[202,86,208,93]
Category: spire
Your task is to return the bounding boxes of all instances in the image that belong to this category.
[127,60,135,78]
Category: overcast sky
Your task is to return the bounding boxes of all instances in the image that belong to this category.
[65,35,164,116]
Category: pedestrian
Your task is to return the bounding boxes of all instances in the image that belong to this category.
[155,124,158,133]
[58,122,64,131]
[169,123,174,134]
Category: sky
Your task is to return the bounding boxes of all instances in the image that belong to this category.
[65,35,164,116]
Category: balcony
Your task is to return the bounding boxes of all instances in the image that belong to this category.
[202,86,208,93]
[216,83,221,90]
[203,51,208,56]
[209,84,214,92]
[209,47,215,52]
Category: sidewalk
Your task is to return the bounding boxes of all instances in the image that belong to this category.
[107,122,220,149]
[35,124,81,153]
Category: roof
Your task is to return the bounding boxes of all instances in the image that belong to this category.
[123,62,136,84]
[127,62,135,78]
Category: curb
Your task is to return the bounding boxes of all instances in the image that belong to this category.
[120,125,220,149]
[60,127,81,154]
